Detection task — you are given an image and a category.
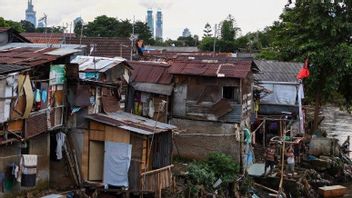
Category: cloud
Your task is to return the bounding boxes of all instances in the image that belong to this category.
[137,0,173,9]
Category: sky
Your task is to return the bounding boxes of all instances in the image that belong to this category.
[0,0,287,39]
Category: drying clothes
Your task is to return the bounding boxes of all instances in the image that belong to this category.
[148,99,155,118]
[20,155,38,187]
[41,90,48,103]
[244,128,252,144]
[35,89,41,102]
[56,132,66,160]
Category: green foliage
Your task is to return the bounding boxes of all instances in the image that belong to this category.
[256,2,352,111]
[199,15,241,52]
[0,17,24,32]
[186,152,239,195]
[35,26,65,33]
[207,152,240,183]
[220,15,241,41]
[20,20,35,32]
[203,23,212,38]
[78,15,153,44]
[188,162,216,188]
[177,35,199,47]
[74,20,83,37]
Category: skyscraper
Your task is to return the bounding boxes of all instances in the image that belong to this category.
[155,9,163,40]
[25,0,36,27]
[182,28,191,37]
[146,9,154,38]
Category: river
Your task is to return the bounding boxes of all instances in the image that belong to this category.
[320,106,352,197]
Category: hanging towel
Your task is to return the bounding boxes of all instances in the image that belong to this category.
[148,99,155,118]
[56,132,66,160]
[35,89,41,102]
[20,155,38,187]
[21,155,38,167]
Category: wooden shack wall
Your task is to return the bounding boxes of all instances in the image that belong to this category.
[152,131,172,169]
[84,121,154,191]
[172,76,242,123]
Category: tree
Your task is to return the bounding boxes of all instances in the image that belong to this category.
[134,21,153,43]
[20,20,35,32]
[74,20,83,37]
[0,17,24,32]
[203,23,212,38]
[220,15,240,41]
[35,26,65,33]
[258,1,352,129]
[177,36,198,47]
[84,15,121,37]
[80,15,153,44]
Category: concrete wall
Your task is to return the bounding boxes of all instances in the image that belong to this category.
[29,133,50,185]
[0,133,50,196]
[171,118,241,162]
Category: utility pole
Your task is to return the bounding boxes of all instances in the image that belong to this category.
[213,24,217,56]
[130,16,135,61]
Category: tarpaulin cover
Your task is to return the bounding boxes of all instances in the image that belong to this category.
[103,141,132,187]
[260,84,297,105]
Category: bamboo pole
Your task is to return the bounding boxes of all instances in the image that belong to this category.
[278,130,286,197]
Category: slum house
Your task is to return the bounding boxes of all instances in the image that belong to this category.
[0,43,84,195]
[127,61,173,123]
[66,37,132,60]
[21,32,76,44]
[0,28,30,46]
[84,112,176,197]
[168,59,256,160]
[64,55,130,184]
[252,60,304,146]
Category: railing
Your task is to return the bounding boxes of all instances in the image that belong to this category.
[140,165,174,198]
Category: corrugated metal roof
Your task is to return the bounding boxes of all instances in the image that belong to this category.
[132,82,173,96]
[0,43,83,67]
[21,32,76,44]
[0,64,28,75]
[254,60,302,82]
[71,55,128,72]
[0,42,85,50]
[129,61,173,85]
[66,37,131,60]
[169,60,252,78]
[86,112,176,135]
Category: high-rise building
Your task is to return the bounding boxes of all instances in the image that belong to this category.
[25,0,36,27]
[155,9,163,40]
[182,28,191,37]
[146,9,154,37]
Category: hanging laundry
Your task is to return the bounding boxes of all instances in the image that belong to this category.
[56,132,66,160]
[148,98,155,118]
[20,155,37,187]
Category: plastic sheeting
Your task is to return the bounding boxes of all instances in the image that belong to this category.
[103,141,132,187]
[260,84,297,105]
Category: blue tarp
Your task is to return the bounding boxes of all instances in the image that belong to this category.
[103,141,132,187]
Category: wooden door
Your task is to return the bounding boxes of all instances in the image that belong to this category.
[88,141,104,181]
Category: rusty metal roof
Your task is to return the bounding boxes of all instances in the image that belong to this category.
[66,37,131,60]
[169,60,252,78]
[0,43,84,67]
[21,32,76,44]
[129,61,173,85]
[86,112,176,135]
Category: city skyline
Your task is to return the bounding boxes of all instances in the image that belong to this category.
[2,0,288,39]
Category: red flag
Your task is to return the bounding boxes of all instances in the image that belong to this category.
[297,59,310,79]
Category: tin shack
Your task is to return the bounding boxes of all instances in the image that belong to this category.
[84,112,176,197]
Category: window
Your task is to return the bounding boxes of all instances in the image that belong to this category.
[223,86,235,100]
[222,86,240,103]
